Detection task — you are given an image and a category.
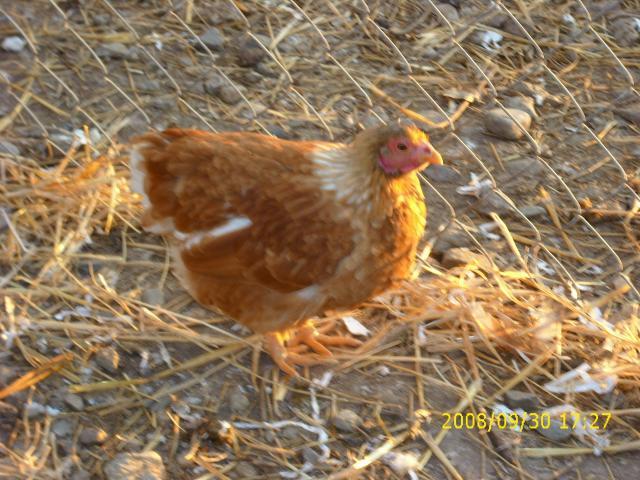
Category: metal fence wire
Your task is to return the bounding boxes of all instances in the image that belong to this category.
[1,0,640,477]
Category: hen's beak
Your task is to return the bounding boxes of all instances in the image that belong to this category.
[418,143,443,166]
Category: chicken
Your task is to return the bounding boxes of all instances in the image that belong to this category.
[129,123,442,375]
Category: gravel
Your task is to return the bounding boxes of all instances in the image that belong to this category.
[103,451,166,480]
[79,427,108,445]
[504,390,540,410]
[95,346,120,373]
[484,108,532,140]
[2,36,26,52]
[333,408,361,432]
[198,28,225,51]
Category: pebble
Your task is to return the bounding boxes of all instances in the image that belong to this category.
[0,140,20,156]
[333,408,361,433]
[282,425,305,442]
[2,36,26,52]
[0,365,17,387]
[142,288,164,306]
[229,387,250,414]
[503,96,537,119]
[614,105,640,126]
[538,419,572,442]
[266,125,292,139]
[519,205,546,218]
[103,451,166,480]
[92,14,111,26]
[476,190,512,216]
[424,164,462,183]
[505,158,544,178]
[432,224,474,256]
[484,108,532,141]
[441,247,491,270]
[233,461,258,477]
[52,419,75,437]
[504,390,540,410]
[64,392,84,411]
[236,34,269,67]
[95,346,120,373]
[71,469,91,480]
[255,62,276,77]
[217,85,242,105]
[612,17,639,47]
[433,3,459,23]
[203,74,225,95]
[97,42,135,60]
[198,27,225,51]
[79,427,108,445]
[302,446,321,465]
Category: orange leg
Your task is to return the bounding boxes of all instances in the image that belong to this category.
[263,320,362,376]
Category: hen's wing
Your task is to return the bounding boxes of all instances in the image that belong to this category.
[130,129,355,293]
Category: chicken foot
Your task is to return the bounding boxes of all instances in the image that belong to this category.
[263,320,362,376]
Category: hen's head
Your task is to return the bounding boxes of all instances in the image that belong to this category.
[353,123,442,176]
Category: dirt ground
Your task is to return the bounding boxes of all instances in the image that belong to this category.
[1,1,639,479]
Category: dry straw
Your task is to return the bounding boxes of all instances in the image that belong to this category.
[1,0,639,479]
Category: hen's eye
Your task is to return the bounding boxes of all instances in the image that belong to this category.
[397,143,407,151]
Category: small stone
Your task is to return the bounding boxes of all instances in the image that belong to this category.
[282,425,305,442]
[333,408,361,433]
[203,74,225,95]
[503,96,537,119]
[64,392,84,411]
[425,165,462,183]
[229,387,250,414]
[0,140,20,156]
[255,62,276,77]
[538,419,572,442]
[92,13,111,25]
[504,390,540,410]
[612,18,639,47]
[441,248,490,270]
[97,42,133,60]
[484,108,532,141]
[79,427,108,445]
[476,190,512,216]
[2,36,26,52]
[0,365,17,387]
[217,85,242,105]
[432,224,474,256]
[614,105,640,126]
[149,96,174,109]
[266,125,292,139]
[505,158,544,178]
[71,469,91,480]
[433,3,459,23]
[52,419,74,437]
[519,205,546,218]
[142,288,164,306]
[234,461,258,477]
[237,34,269,67]
[138,79,161,91]
[95,346,120,373]
[198,27,225,51]
[104,451,166,480]
[302,446,321,465]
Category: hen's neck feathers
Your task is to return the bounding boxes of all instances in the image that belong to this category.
[311,125,417,215]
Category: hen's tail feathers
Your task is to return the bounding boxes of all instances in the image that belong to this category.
[129,130,193,234]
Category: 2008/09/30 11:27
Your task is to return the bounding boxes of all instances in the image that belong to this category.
[441,411,612,432]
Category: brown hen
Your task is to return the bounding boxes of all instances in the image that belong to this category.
[130,124,442,375]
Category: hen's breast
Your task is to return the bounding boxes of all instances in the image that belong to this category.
[322,174,427,310]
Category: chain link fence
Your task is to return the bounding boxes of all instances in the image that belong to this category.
[1,0,639,478]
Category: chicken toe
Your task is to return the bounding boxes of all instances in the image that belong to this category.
[263,321,362,376]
